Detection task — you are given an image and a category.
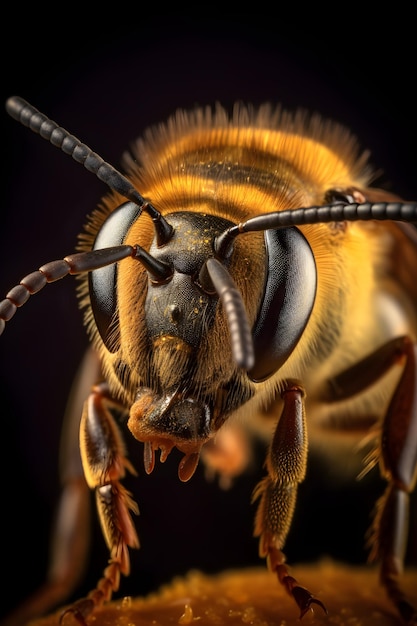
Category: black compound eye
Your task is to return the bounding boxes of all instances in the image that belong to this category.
[89,201,142,351]
[324,188,356,205]
[249,227,317,382]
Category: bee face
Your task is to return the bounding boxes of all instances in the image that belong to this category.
[85,110,346,358]
[2,97,417,625]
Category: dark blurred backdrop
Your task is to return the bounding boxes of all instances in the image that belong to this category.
[1,13,416,621]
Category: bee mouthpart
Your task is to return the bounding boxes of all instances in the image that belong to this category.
[129,388,212,481]
[142,438,202,481]
[142,438,203,482]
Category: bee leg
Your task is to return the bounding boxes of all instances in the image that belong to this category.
[318,335,417,623]
[253,382,327,618]
[60,382,139,625]
[369,337,417,625]
[0,349,101,626]
[201,422,253,489]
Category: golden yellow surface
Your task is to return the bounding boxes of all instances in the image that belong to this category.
[28,561,417,626]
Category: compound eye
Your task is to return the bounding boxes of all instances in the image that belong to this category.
[249,227,317,382]
[89,201,142,351]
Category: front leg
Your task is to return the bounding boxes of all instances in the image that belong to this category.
[253,382,326,618]
[61,382,139,625]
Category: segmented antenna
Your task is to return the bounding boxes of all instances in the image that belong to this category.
[204,258,254,370]
[215,201,417,258]
[0,246,135,335]
[5,96,173,246]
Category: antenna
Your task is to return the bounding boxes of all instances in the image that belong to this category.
[5,96,174,246]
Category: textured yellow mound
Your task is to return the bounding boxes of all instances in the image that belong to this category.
[29,561,416,626]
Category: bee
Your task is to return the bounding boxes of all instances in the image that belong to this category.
[1,96,417,625]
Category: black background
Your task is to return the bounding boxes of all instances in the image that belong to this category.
[1,13,416,621]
